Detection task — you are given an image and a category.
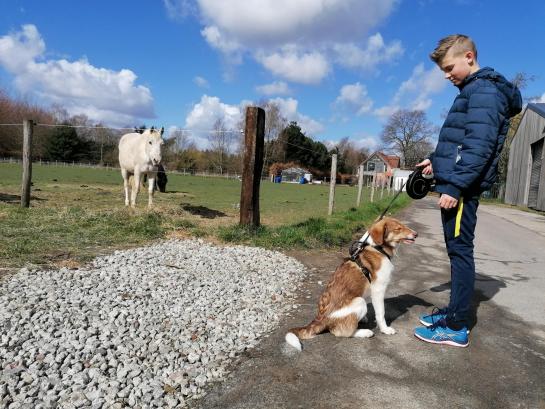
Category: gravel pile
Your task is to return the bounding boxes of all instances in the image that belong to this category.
[0,239,307,408]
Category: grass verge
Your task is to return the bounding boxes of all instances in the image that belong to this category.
[218,194,412,249]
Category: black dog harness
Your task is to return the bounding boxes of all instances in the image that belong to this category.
[350,243,391,283]
[347,176,406,283]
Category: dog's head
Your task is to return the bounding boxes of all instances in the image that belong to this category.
[368,217,417,248]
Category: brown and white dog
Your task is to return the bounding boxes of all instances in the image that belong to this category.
[285,217,417,351]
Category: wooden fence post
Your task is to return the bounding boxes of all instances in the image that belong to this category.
[370,172,376,203]
[21,119,34,208]
[356,164,364,206]
[239,107,265,227]
[328,154,337,215]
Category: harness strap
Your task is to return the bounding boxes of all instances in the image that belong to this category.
[352,258,372,283]
[372,245,392,261]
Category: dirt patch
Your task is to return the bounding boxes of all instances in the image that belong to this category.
[181,203,227,219]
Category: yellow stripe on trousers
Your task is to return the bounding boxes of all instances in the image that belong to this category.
[455,196,464,237]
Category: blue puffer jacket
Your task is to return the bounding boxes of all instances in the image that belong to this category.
[431,67,522,199]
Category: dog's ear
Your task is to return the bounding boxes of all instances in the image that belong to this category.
[369,220,385,246]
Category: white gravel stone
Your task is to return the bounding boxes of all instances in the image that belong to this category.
[0,239,306,407]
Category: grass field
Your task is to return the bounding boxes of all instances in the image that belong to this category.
[0,162,411,269]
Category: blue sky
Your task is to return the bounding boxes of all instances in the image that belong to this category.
[1,0,544,150]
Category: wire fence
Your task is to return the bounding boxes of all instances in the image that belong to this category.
[0,157,245,180]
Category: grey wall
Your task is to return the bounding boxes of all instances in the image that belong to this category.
[505,106,545,210]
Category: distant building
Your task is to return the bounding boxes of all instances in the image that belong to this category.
[360,151,401,186]
[505,103,545,211]
[392,169,413,192]
[281,167,313,183]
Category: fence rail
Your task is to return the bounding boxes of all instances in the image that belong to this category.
[0,157,242,180]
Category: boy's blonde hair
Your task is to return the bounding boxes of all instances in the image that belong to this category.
[429,34,477,64]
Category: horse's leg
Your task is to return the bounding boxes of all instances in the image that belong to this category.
[131,170,141,207]
[121,168,130,206]
[147,172,156,208]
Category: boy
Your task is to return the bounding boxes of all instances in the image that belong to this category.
[414,34,522,347]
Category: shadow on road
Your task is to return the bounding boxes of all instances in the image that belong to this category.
[413,273,507,329]
[364,294,434,329]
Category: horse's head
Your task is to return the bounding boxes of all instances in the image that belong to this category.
[143,127,164,165]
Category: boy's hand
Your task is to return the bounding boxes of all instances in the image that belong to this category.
[438,194,458,209]
[415,159,433,175]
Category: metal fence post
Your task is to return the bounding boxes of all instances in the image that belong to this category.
[21,119,34,208]
[328,154,337,215]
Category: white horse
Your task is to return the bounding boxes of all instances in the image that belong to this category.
[118,127,164,207]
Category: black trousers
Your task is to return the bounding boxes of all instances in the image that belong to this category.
[441,195,479,329]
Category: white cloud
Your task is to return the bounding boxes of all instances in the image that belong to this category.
[183,95,324,148]
[355,135,380,151]
[531,93,545,103]
[333,33,404,71]
[255,81,291,96]
[268,97,325,135]
[373,63,446,119]
[201,26,243,64]
[0,25,154,126]
[185,0,401,84]
[163,0,196,20]
[197,0,396,46]
[185,95,242,131]
[323,134,379,151]
[193,76,210,88]
[183,95,242,149]
[334,82,373,115]
[373,105,401,120]
[256,48,330,84]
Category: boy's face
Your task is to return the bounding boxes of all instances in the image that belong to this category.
[439,48,476,86]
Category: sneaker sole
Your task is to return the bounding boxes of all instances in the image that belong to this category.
[414,333,469,348]
[419,318,434,327]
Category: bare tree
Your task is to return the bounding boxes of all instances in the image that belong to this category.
[259,100,287,170]
[381,109,435,168]
[170,128,192,152]
[208,118,233,174]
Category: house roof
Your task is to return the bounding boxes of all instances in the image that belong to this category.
[363,151,400,169]
[528,103,545,118]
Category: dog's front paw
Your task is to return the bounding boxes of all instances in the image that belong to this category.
[380,326,396,335]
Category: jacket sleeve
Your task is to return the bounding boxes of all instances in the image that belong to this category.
[443,86,501,198]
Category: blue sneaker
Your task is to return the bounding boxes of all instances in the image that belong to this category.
[414,319,469,347]
[419,307,448,327]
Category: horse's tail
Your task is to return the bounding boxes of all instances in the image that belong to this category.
[285,317,327,351]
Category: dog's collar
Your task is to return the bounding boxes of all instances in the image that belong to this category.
[351,241,392,262]
[372,245,392,261]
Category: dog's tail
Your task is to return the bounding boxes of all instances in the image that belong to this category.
[285,318,327,351]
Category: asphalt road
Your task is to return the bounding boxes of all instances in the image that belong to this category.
[194,197,545,409]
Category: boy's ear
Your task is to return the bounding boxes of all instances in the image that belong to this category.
[369,220,385,246]
[465,50,475,64]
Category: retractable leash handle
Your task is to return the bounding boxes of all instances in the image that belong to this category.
[406,166,435,200]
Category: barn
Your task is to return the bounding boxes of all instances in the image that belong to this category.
[505,103,545,211]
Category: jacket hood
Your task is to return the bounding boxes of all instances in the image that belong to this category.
[462,67,523,118]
